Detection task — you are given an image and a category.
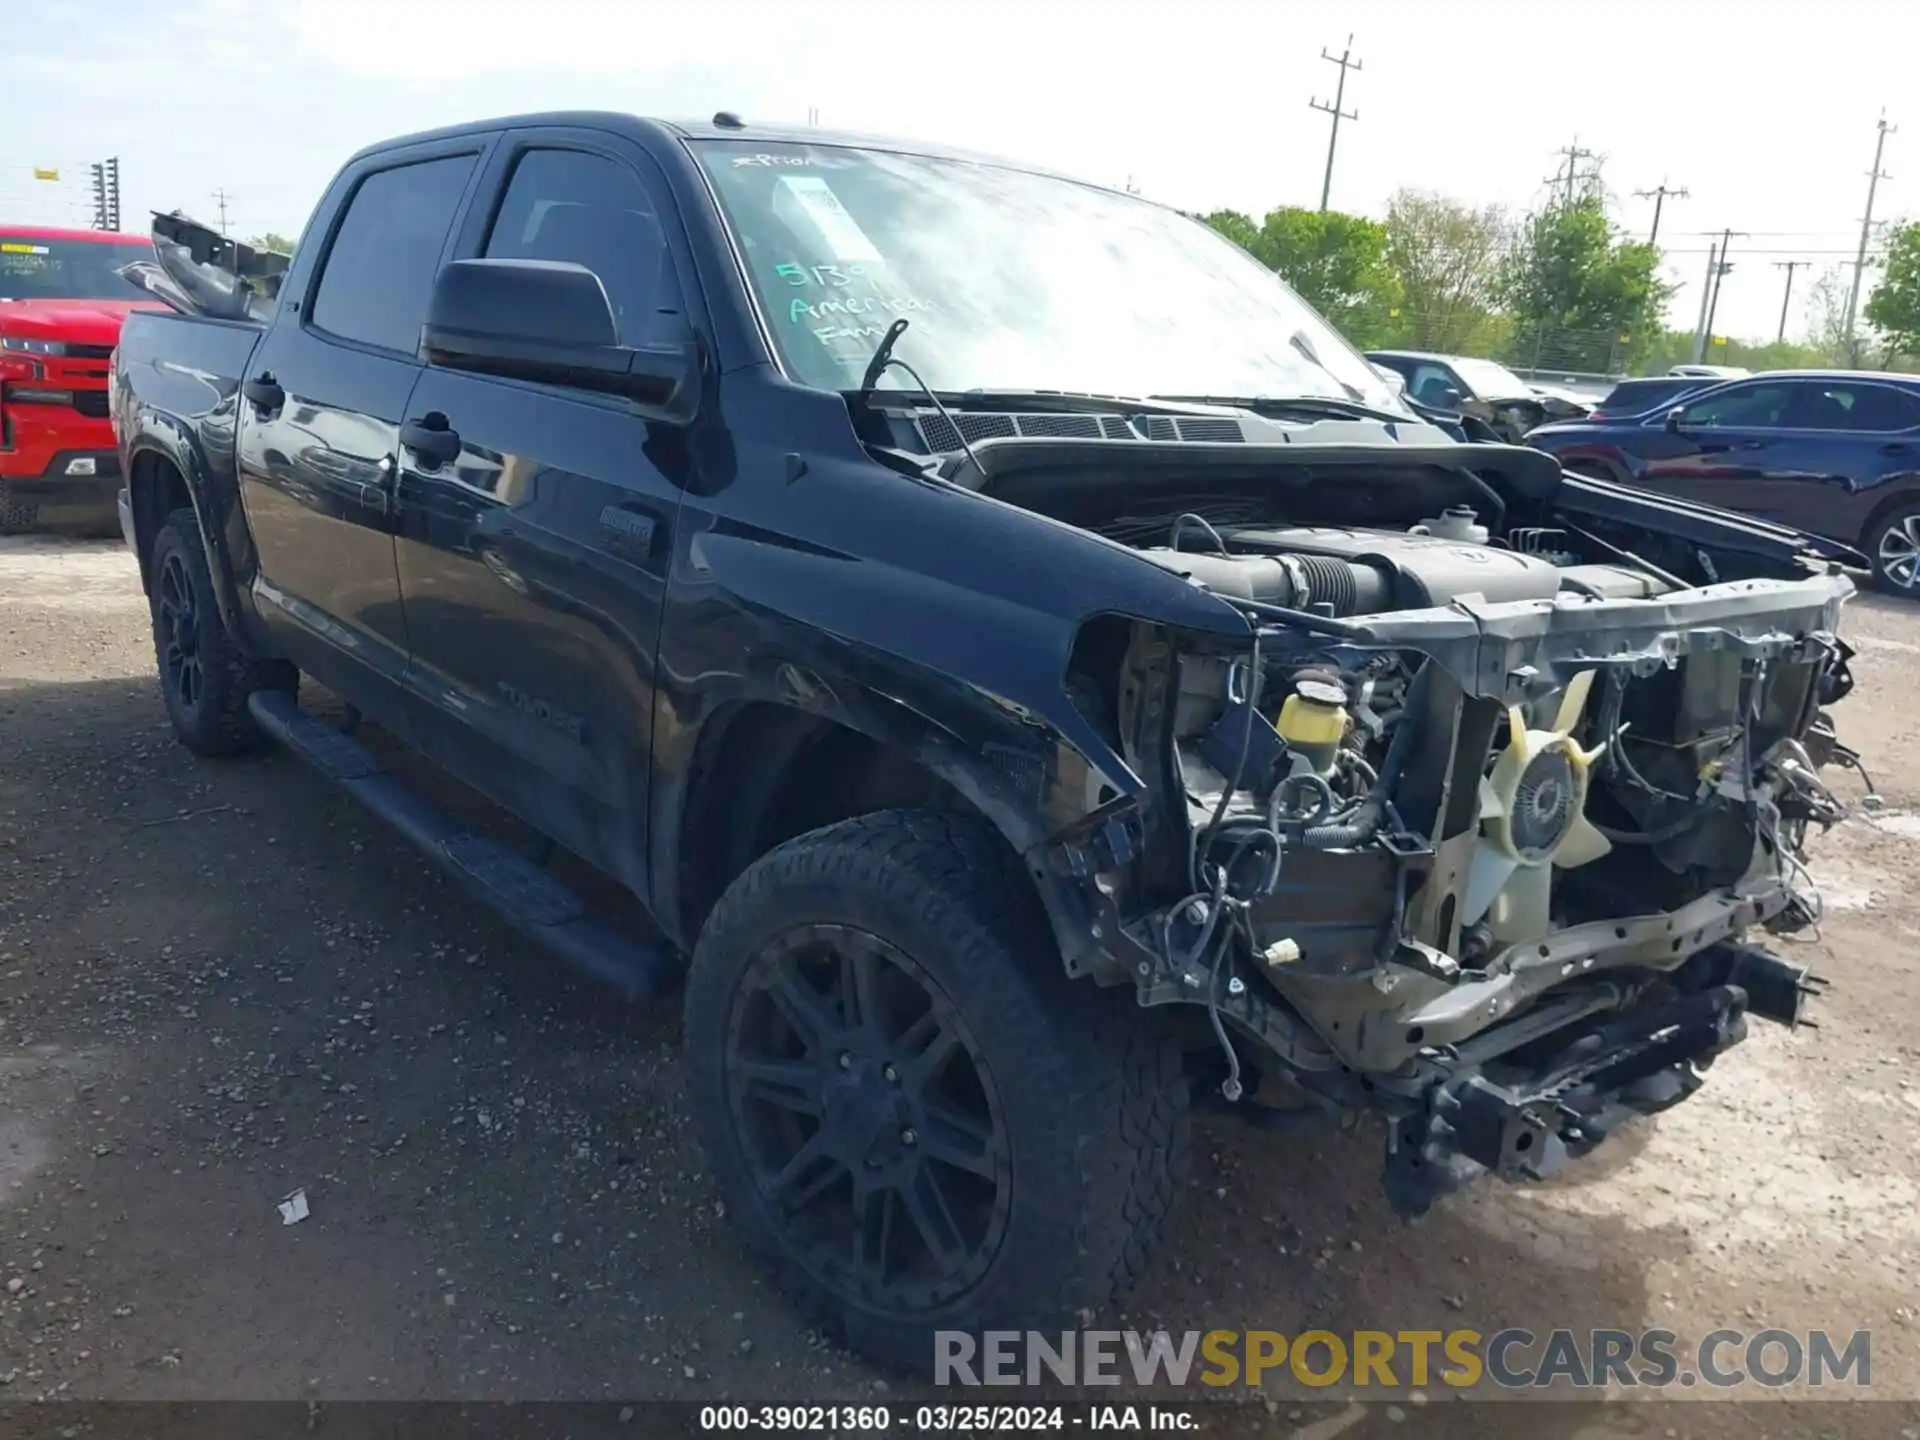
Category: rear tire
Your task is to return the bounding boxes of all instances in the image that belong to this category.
[0,485,38,535]
[1868,504,1920,597]
[683,808,1189,1373]
[148,507,296,755]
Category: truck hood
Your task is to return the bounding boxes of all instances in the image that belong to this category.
[0,298,155,345]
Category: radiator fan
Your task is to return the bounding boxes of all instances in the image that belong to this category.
[1462,672,1611,944]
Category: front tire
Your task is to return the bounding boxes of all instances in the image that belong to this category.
[683,809,1189,1372]
[1869,505,1920,596]
[148,508,296,755]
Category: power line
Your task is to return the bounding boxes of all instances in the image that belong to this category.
[1633,180,1689,244]
[1307,35,1361,213]
[1844,110,1896,363]
[1772,260,1807,343]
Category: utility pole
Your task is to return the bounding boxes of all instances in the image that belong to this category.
[1701,228,1743,356]
[1546,138,1600,207]
[1308,35,1361,213]
[212,189,234,236]
[1772,260,1806,343]
[1633,180,1689,244]
[1690,242,1720,364]
[1843,110,1895,365]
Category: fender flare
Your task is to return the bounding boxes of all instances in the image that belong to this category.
[123,418,249,633]
[654,656,1132,971]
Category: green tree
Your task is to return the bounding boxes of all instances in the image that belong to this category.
[1380,190,1510,353]
[248,231,296,256]
[1498,197,1672,372]
[1865,221,1920,363]
[1202,206,1401,347]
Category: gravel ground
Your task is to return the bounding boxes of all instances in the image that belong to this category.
[2,534,1918,1437]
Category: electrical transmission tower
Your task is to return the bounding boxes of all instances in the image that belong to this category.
[1308,36,1361,212]
[89,157,121,232]
[1545,139,1602,206]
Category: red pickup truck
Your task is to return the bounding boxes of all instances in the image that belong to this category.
[0,225,154,534]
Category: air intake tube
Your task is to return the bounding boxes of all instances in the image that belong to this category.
[1144,549,1391,617]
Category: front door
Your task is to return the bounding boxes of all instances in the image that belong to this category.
[392,136,692,893]
[1635,378,1798,513]
[236,145,484,715]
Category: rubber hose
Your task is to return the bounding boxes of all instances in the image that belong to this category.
[1300,664,1431,849]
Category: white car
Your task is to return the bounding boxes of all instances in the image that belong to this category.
[1669,363,1750,379]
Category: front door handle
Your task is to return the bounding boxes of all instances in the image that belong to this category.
[1882,441,1913,456]
[1737,440,1767,450]
[400,415,461,466]
[242,373,285,411]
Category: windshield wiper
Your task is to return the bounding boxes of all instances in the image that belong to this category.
[854,386,1240,418]
[1151,394,1416,426]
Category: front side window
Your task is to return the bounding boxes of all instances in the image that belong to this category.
[309,154,477,354]
[0,234,147,302]
[1682,382,1796,429]
[484,148,679,347]
[690,140,1406,413]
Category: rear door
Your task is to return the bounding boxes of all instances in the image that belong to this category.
[236,140,486,717]
[1762,379,1920,540]
[391,129,694,893]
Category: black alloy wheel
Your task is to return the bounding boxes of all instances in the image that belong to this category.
[724,923,1010,1311]
[156,548,205,719]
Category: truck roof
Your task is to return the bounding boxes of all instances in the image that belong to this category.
[350,110,1094,189]
[0,225,149,245]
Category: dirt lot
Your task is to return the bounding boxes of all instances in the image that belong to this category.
[2,534,1918,1437]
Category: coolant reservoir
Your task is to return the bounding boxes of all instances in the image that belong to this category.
[1277,678,1349,775]
[1414,505,1490,546]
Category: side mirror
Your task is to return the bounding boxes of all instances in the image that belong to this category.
[1436,386,1464,411]
[420,258,695,411]
[1664,405,1687,431]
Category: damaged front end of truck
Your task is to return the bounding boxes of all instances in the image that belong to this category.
[953,429,1865,1217]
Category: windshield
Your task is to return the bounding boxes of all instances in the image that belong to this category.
[0,235,147,302]
[691,141,1407,414]
[1450,357,1531,398]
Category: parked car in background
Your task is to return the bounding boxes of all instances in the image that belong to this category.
[1670,363,1750,380]
[0,225,155,534]
[1364,349,1548,441]
[1586,375,1716,422]
[1528,370,1920,593]
[1526,381,1594,422]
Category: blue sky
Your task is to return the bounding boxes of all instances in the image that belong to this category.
[3,0,1908,343]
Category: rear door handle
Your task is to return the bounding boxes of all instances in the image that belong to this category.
[1882,441,1913,456]
[400,415,461,466]
[242,374,285,411]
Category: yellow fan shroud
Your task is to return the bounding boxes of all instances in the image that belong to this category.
[1462,671,1612,944]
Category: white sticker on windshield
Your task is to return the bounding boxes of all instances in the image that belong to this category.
[772,175,883,265]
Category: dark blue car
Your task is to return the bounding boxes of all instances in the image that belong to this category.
[1528,370,1920,593]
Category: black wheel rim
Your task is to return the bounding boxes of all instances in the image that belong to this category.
[156,551,203,714]
[724,924,1011,1312]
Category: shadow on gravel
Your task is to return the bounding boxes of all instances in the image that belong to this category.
[0,675,1694,1426]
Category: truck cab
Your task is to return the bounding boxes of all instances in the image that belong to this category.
[0,225,155,533]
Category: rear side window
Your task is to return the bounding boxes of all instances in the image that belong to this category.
[310,154,476,354]
[1787,382,1920,432]
[483,148,679,347]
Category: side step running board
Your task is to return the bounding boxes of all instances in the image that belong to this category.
[248,690,679,1001]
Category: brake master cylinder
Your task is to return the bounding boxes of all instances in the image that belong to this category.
[1278,675,1350,775]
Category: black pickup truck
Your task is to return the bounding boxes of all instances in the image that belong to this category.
[112,111,1866,1370]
